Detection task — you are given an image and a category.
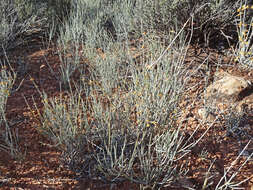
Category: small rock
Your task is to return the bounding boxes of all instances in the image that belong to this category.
[204,72,252,110]
[205,73,251,102]
[200,72,253,122]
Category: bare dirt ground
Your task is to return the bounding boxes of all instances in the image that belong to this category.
[0,36,252,189]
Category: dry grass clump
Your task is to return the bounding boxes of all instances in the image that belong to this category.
[0,60,22,159]
[1,0,252,189]
[0,0,44,52]
[233,1,253,69]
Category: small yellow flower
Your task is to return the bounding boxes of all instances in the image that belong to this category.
[158,93,163,98]
[150,121,158,127]
[136,111,141,116]
[242,30,248,35]
[237,8,241,12]
[43,98,48,104]
[0,81,7,86]
[241,5,249,11]
[3,89,9,95]
[240,51,246,56]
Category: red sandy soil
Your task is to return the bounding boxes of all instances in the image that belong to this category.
[0,38,252,189]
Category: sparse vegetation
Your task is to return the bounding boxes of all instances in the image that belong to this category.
[0,0,252,189]
[233,0,253,69]
[0,59,21,159]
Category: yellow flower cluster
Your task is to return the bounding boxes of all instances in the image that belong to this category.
[234,2,253,67]
[0,88,10,96]
[236,4,253,17]
[237,5,253,12]
[146,120,158,128]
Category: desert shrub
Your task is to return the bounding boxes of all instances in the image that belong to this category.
[25,0,253,188]
[45,0,72,37]
[132,0,241,48]
[0,0,41,52]
[0,63,13,121]
[45,0,245,49]
[0,60,21,159]
[13,0,36,21]
[233,0,253,69]
[50,0,137,89]
[30,10,209,186]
